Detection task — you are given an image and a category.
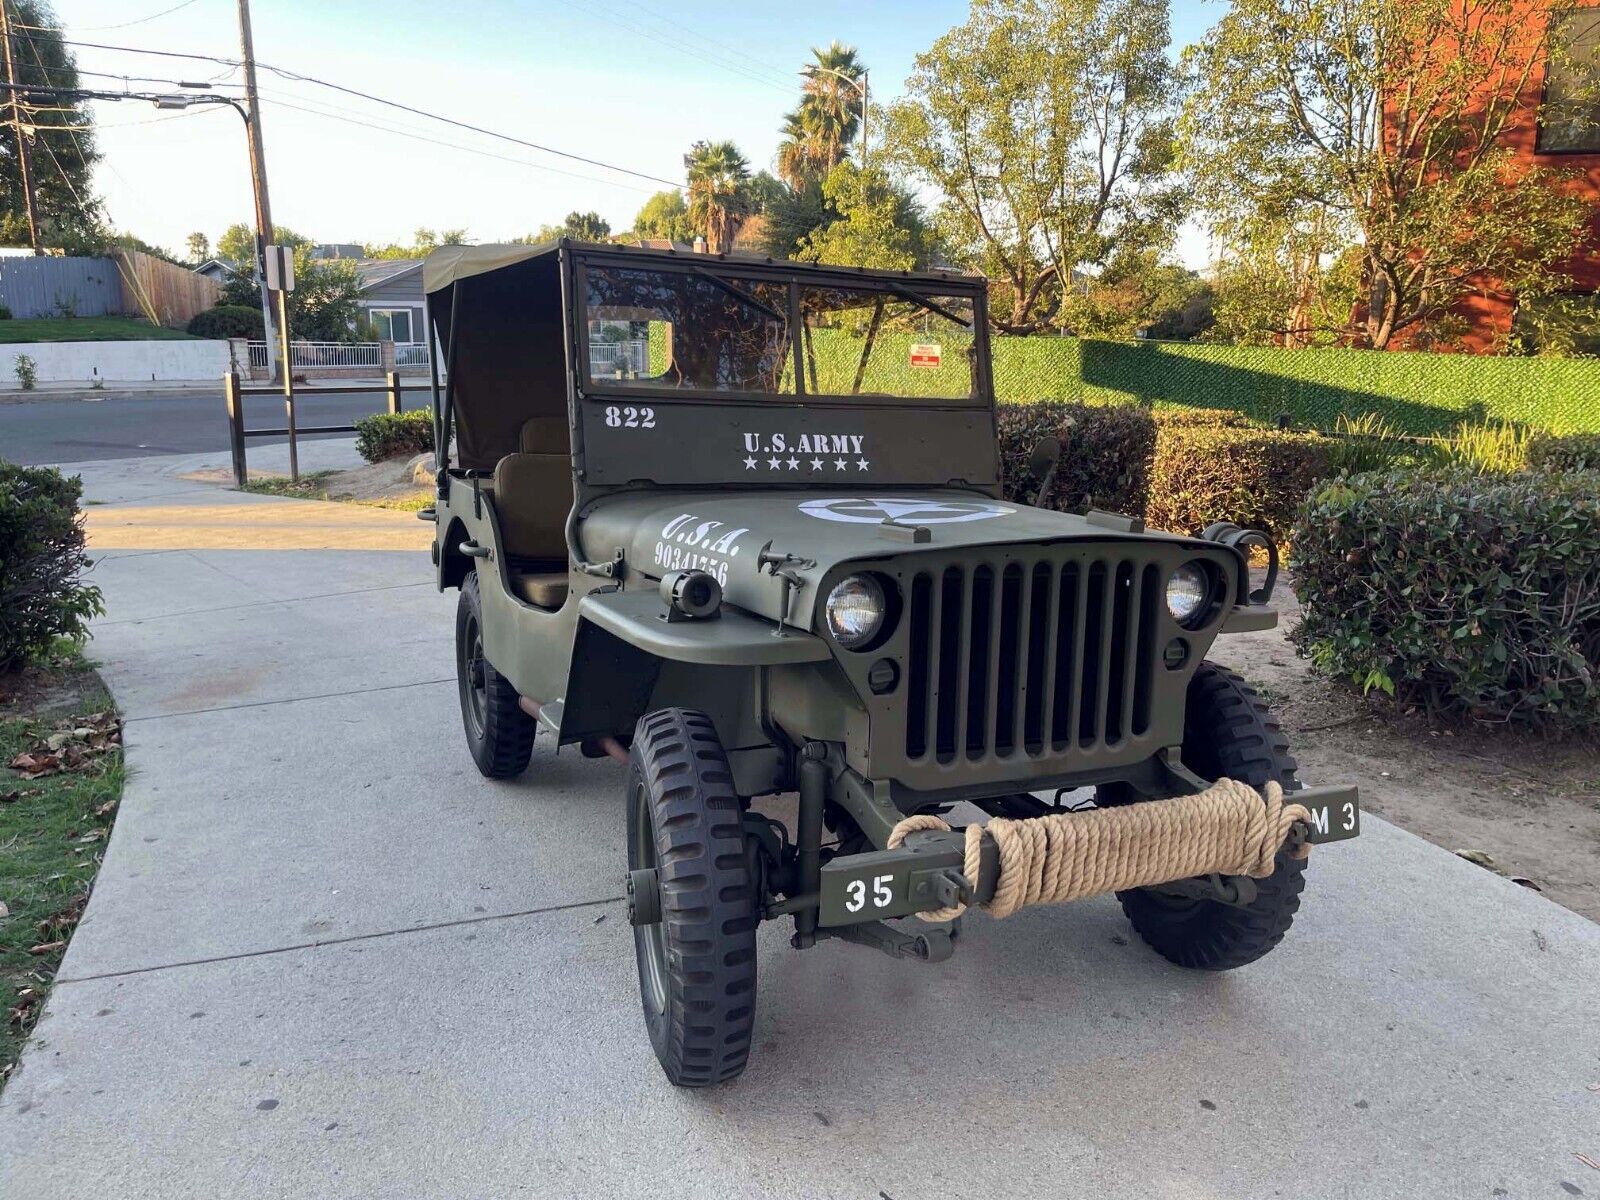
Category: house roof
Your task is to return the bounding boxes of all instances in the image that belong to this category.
[353,258,424,292]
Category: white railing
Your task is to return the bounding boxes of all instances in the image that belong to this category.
[246,341,384,370]
[394,343,431,367]
[589,339,648,374]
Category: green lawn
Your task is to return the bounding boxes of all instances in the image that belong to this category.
[0,316,197,343]
[0,652,123,1090]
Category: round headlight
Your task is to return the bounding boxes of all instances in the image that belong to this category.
[1166,561,1212,626]
[825,575,886,650]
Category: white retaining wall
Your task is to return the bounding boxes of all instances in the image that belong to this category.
[0,339,233,385]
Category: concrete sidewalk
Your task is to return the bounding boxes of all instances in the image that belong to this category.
[1,448,1598,1199]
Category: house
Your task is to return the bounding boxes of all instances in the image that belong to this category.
[353,259,426,352]
[193,258,239,284]
[1446,3,1600,352]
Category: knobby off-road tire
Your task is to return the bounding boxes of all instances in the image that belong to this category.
[455,571,536,779]
[627,708,758,1087]
[1108,661,1307,971]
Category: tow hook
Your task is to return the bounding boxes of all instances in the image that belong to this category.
[626,867,662,927]
[822,919,956,964]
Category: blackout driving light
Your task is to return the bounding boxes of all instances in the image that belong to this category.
[825,574,887,650]
[1166,561,1212,626]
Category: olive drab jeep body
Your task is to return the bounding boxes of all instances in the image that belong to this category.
[422,241,1360,1087]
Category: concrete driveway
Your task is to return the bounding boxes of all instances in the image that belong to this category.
[1,446,1597,1200]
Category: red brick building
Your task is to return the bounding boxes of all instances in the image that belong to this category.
[1453,3,1600,352]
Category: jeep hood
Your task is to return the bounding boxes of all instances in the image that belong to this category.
[578,490,1202,632]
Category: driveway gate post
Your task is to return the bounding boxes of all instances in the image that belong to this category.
[386,370,401,415]
[224,372,247,487]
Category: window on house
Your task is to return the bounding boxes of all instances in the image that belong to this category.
[1539,8,1600,153]
[369,308,415,343]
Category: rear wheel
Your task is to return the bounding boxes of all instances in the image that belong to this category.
[627,708,758,1087]
[1103,662,1307,971]
[455,571,536,778]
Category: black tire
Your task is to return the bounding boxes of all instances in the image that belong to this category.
[456,571,536,779]
[627,709,758,1087]
[1107,661,1307,971]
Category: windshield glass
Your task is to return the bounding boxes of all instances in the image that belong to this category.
[799,287,976,400]
[585,265,794,393]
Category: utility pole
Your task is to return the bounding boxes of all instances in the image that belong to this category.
[1,0,42,254]
[235,0,281,377]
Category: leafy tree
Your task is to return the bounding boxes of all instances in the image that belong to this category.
[284,248,362,342]
[684,139,752,254]
[186,232,210,264]
[882,0,1183,335]
[524,211,612,243]
[1063,250,1213,339]
[753,178,830,259]
[1200,215,1363,347]
[795,162,933,270]
[630,190,692,242]
[215,221,308,268]
[1182,0,1596,349]
[0,2,100,248]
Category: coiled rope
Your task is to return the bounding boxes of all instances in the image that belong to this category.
[886,779,1311,922]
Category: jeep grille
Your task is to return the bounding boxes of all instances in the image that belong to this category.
[904,557,1162,763]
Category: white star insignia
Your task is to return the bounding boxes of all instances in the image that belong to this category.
[856,458,870,471]
[810,457,824,470]
[786,456,800,470]
[767,456,783,470]
[743,456,758,470]
[834,457,848,471]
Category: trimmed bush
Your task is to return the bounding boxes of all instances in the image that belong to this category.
[187,304,265,340]
[1529,431,1600,473]
[1150,405,1259,428]
[355,410,433,463]
[996,401,1155,517]
[1292,468,1600,729]
[1145,425,1333,539]
[0,462,103,671]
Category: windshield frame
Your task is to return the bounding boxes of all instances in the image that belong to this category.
[572,250,992,410]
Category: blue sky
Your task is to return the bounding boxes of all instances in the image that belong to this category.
[60,0,1225,262]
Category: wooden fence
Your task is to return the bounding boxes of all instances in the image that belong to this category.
[111,249,219,327]
[0,251,218,326]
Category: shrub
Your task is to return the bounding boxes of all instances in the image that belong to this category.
[0,462,103,672]
[355,410,433,463]
[187,304,265,340]
[1292,468,1600,730]
[14,354,36,391]
[995,401,1156,516]
[1325,411,1417,475]
[1145,425,1333,539]
[1150,405,1258,428]
[1528,431,1600,473]
[0,303,12,320]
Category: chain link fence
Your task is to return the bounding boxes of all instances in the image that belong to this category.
[989,337,1600,436]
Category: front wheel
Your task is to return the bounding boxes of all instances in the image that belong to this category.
[627,708,758,1087]
[1103,661,1307,971]
[455,571,536,779]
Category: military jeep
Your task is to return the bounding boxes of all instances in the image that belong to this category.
[421,241,1360,1087]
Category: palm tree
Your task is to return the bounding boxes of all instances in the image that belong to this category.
[684,140,752,254]
[799,42,864,173]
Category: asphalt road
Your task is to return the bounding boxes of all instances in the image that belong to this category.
[0,387,407,466]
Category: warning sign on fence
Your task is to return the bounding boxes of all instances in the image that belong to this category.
[909,343,942,369]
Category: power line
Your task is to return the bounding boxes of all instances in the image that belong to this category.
[587,0,793,94]
[621,1,796,88]
[258,94,657,195]
[21,30,684,188]
[15,0,206,34]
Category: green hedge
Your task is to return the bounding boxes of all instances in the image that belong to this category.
[1146,426,1334,540]
[995,402,1155,517]
[355,410,433,463]
[187,304,264,339]
[0,462,102,671]
[988,338,1600,437]
[1529,431,1600,472]
[1292,468,1600,729]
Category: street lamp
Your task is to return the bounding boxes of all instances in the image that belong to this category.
[800,64,870,161]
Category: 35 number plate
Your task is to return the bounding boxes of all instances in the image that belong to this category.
[1295,785,1361,844]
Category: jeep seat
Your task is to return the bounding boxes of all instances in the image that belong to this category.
[491,417,572,610]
